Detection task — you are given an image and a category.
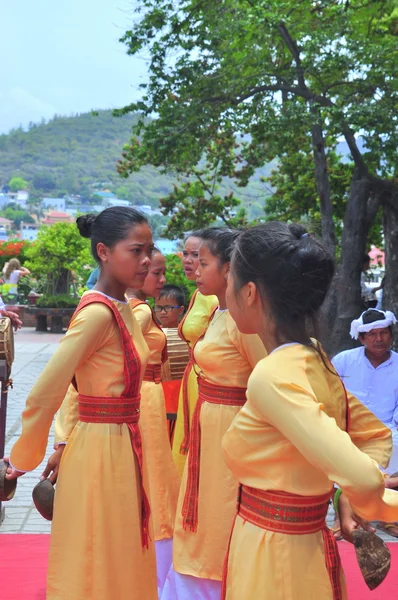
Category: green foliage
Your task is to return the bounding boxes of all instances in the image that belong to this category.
[16,273,47,304]
[147,213,169,237]
[24,222,92,295]
[165,254,196,302]
[8,176,28,192]
[0,205,34,229]
[118,0,397,240]
[36,294,79,308]
[0,111,175,209]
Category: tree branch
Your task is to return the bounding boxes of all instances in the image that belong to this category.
[277,22,306,90]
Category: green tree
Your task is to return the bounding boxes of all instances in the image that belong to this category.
[0,207,35,229]
[165,254,196,302]
[32,172,57,192]
[118,0,397,353]
[8,176,28,192]
[24,222,92,296]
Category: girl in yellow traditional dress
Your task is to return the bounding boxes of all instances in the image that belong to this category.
[127,248,180,597]
[222,222,398,600]
[162,228,266,600]
[5,207,158,600]
[171,231,218,477]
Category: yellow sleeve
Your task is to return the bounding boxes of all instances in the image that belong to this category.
[132,303,152,335]
[347,390,392,468]
[248,365,398,523]
[54,384,79,446]
[228,315,267,369]
[10,304,114,472]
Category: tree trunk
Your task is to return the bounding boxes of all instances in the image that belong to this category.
[326,170,371,356]
[54,269,69,295]
[310,105,337,255]
[382,200,398,350]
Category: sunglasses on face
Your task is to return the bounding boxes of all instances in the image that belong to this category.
[154,305,181,313]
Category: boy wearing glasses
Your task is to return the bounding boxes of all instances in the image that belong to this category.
[154,285,185,328]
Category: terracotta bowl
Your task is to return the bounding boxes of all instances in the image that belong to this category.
[32,480,55,521]
[352,529,391,590]
[0,459,17,501]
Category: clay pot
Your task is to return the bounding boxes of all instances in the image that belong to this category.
[32,479,55,521]
[352,529,391,590]
[0,459,17,501]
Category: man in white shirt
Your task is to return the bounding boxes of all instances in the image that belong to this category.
[332,308,398,536]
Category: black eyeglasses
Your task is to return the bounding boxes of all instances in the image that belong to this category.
[154,305,181,313]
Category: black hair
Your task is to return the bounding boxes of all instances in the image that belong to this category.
[158,284,185,307]
[76,206,148,263]
[200,227,241,265]
[362,309,386,325]
[232,222,335,351]
[358,308,392,338]
[363,254,371,266]
[184,229,204,242]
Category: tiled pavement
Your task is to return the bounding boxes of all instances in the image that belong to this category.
[0,328,396,543]
[1,328,63,534]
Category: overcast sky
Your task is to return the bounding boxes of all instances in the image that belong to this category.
[0,0,147,134]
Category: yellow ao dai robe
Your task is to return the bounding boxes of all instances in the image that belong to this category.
[172,309,266,580]
[222,343,396,600]
[171,290,218,477]
[132,301,180,541]
[11,293,157,600]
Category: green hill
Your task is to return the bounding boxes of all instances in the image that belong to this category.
[0,110,274,216]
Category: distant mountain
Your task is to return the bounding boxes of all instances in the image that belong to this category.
[0,110,274,217]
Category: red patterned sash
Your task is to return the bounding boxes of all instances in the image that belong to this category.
[78,396,141,423]
[143,363,162,384]
[72,292,151,548]
[181,378,247,532]
[221,486,342,600]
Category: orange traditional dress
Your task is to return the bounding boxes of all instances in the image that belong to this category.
[130,299,180,595]
[171,289,218,477]
[162,309,266,599]
[10,291,157,600]
[222,343,398,600]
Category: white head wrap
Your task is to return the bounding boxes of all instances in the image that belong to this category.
[350,310,397,340]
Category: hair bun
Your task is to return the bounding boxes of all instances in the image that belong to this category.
[288,223,308,241]
[76,214,96,239]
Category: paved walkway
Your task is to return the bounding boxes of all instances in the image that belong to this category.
[1,329,63,533]
[0,328,396,543]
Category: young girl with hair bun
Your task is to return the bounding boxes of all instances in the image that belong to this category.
[127,248,180,596]
[172,231,218,477]
[162,227,266,600]
[222,222,398,600]
[5,207,158,600]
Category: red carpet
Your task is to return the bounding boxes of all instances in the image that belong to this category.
[0,535,397,599]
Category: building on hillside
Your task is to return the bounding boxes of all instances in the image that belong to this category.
[42,197,66,212]
[95,190,115,199]
[7,190,30,209]
[65,205,103,216]
[137,205,154,215]
[106,198,130,208]
[0,194,9,209]
[42,211,74,225]
[21,222,40,241]
[0,217,13,231]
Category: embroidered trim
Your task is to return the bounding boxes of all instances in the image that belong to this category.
[181,378,247,532]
